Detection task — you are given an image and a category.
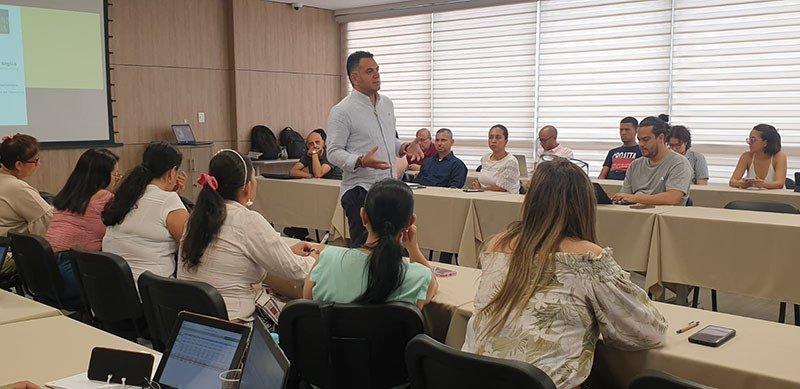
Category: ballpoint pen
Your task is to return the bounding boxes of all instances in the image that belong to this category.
[676,320,700,334]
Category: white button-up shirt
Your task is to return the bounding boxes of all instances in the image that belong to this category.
[327,90,404,195]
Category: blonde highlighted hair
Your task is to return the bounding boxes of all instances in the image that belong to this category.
[476,157,598,340]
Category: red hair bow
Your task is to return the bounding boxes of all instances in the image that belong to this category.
[197,173,219,190]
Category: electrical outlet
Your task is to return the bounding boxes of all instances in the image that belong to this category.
[198,112,206,123]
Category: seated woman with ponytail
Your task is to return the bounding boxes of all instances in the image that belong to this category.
[102,142,189,282]
[303,178,438,309]
[178,149,316,322]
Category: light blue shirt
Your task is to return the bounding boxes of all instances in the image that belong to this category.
[327,90,405,195]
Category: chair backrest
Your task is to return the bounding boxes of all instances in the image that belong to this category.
[514,154,528,178]
[70,249,143,327]
[278,300,425,389]
[405,334,556,389]
[786,177,796,190]
[629,369,711,389]
[7,232,65,307]
[568,158,590,174]
[724,200,800,214]
[137,271,228,351]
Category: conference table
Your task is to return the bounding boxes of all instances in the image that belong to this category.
[594,178,800,209]
[445,296,800,388]
[0,315,160,386]
[0,289,62,325]
[255,177,800,305]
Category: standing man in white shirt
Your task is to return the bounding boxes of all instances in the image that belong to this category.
[538,125,574,159]
[327,51,424,247]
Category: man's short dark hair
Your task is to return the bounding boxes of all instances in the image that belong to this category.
[620,116,638,128]
[346,51,374,84]
[436,128,453,139]
[639,116,669,139]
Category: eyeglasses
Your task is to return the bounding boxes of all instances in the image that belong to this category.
[538,136,555,143]
[668,141,684,148]
[22,157,40,166]
[746,137,763,145]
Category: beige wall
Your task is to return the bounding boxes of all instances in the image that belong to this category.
[26,0,341,193]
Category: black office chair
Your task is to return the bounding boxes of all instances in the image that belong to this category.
[278,300,425,389]
[70,249,147,341]
[405,334,556,389]
[719,200,800,324]
[8,232,82,313]
[137,271,228,351]
[629,369,711,389]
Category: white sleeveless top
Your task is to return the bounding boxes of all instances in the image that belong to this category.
[746,154,775,181]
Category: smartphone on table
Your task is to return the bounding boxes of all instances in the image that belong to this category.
[688,325,736,347]
[433,266,457,277]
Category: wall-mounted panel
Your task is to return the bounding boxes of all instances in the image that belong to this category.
[234,70,341,141]
[113,65,234,144]
[109,0,231,69]
[233,0,340,75]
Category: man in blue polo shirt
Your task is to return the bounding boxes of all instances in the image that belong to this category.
[415,128,467,265]
[416,128,468,188]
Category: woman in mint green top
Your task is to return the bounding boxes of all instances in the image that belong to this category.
[303,179,438,309]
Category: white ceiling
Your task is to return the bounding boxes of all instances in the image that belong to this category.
[270,0,406,11]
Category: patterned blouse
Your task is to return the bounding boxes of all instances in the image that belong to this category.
[462,249,667,389]
[477,152,520,194]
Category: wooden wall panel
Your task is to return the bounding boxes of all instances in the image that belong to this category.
[234,71,340,141]
[233,0,340,75]
[112,65,234,144]
[109,0,231,69]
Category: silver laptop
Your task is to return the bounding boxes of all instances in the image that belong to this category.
[239,318,290,389]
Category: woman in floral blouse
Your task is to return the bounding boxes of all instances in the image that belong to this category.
[462,157,667,389]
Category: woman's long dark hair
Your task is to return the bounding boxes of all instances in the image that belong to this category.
[181,149,253,270]
[102,142,182,226]
[54,148,119,214]
[355,179,415,304]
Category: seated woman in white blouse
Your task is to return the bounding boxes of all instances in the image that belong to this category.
[178,149,315,322]
[102,142,189,282]
[471,124,520,194]
[462,158,666,389]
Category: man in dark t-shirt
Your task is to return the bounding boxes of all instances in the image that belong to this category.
[290,131,342,180]
[599,116,642,180]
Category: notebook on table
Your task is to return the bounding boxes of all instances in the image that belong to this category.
[153,312,250,389]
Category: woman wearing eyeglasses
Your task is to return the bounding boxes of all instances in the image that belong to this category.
[44,149,121,300]
[729,124,787,189]
[666,125,708,185]
[0,134,52,276]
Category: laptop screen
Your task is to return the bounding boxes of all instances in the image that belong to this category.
[239,319,289,389]
[157,320,245,389]
[0,245,7,269]
[171,124,195,144]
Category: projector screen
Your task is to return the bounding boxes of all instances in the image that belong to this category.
[0,0,113,146]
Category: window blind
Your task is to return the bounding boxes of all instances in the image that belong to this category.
[344,0,800,183]
[537,0,672,177]
[345,3,537,170]
[671,0,800,182]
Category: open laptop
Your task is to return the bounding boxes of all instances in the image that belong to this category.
[153,312,251,389]
[593,183,614,205]
[171,124,212,145]
[238,318,290,389]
